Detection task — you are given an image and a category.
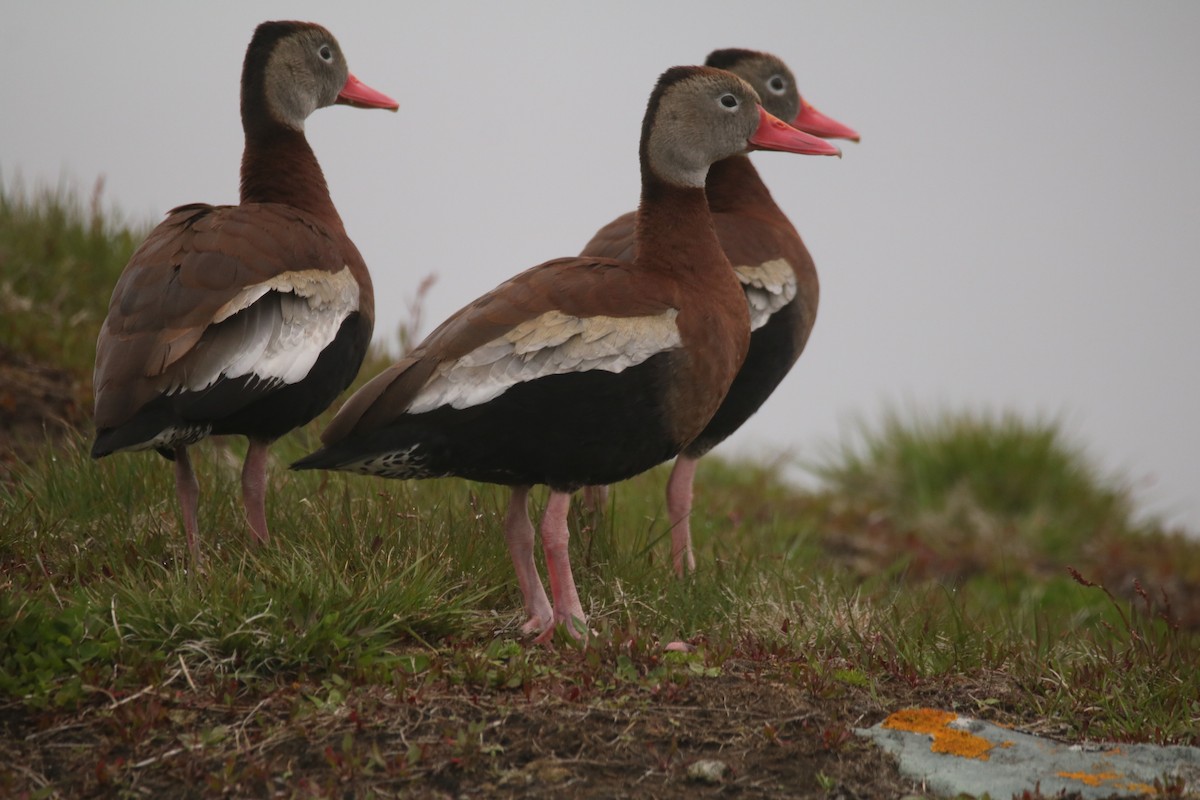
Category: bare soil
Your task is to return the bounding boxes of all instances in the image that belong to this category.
[0,651,1033,798]
[0,345,87,482]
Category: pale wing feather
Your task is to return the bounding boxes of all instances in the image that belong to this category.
[247,292,347,385]
[164,267,360,394]
[222,300,281,379]
[164,302,277,393]
[735,258,798,331]
[407,309,681,414]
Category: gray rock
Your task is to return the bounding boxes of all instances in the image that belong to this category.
[687,758,729,784]
[856,709,1200,798]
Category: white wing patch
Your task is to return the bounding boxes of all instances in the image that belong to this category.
[735,258,797,331]
[407,308,681,413]
[166,267,360,393]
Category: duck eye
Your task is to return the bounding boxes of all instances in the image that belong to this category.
[719,94,738,109]
[318,44,334,62]
[767,75,787,94]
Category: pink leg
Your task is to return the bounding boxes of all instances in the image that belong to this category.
[666,455,698,577]
[535,489,587,643]
[579,484,609,513]
[504,486,553,634]
[173,445,202,565]
[241,438,271,546]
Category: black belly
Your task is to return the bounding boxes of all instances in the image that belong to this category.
[684,300,806,458]
[208,314,370,440]
[92,313,371,459]
[295,352,682,492]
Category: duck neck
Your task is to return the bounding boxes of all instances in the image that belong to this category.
[704,154,785,220]
[634,176,726,273]
[240,124,343,230]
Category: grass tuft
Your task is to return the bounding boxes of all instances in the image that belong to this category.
[0,176,145,376]
[815,408,1142,559]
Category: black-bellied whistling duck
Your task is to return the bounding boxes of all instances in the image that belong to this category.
[581,49,860,576]
[292,66,839,640]
[91,21,397,563]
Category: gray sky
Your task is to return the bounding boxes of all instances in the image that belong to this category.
[5,2,1199,532]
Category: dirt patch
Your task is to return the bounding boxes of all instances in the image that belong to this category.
[0,654,1031,798]
[0,345,88,481]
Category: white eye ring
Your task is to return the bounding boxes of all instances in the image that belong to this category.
[719,93,739,110]
[318,44,334,62]
[767,75,787,95]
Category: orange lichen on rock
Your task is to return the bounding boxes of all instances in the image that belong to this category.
[1120,781,1158,794]
[1057,771,1122,787]
[1056,771,1157,794]
[881,708,995,761]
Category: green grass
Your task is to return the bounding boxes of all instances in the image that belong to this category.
[0,178,145,377]
[1,186,1199,796]
[4,388,1197,744]
[814,409,1141,558]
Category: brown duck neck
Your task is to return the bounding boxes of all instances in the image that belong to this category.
[634,177,726,273]
[240,127,343,229]
[704,155,787,222]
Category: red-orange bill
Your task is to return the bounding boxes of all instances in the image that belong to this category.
[337,72,399,111]
[793,101,860,142]
[749,106,841,156]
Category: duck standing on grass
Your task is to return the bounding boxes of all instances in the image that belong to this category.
[91,21,398,564]
[292,66,839,642]
[580,48,860,576]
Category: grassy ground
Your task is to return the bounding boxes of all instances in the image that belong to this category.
[1,185,1198,798]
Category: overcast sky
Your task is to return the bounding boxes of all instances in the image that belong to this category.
[5,2,1199,533]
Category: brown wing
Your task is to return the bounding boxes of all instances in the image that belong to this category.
[322,256,683,443]
[579,211,638,262]
[93,202,362,429]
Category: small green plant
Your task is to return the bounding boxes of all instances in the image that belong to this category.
[0,594,123,708]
